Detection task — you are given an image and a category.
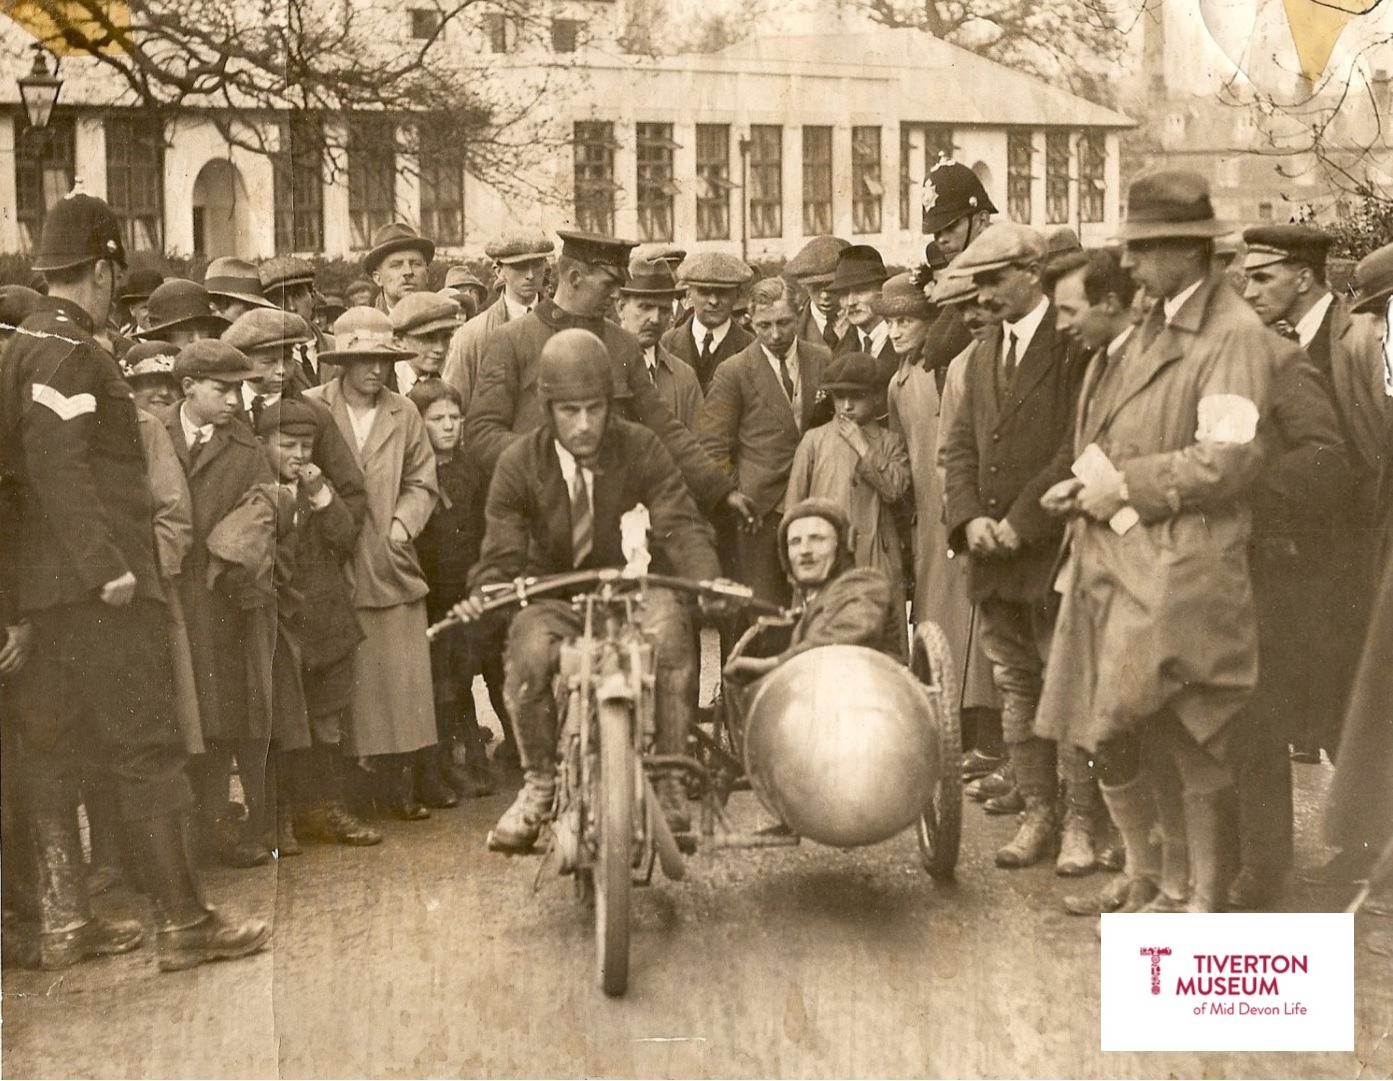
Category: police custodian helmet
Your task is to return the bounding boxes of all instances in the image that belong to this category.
[32,190,127,272]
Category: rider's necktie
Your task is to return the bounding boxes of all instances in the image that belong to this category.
[570,468,593,567]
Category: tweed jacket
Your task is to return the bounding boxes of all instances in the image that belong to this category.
[467,417,721,591]
[941,301,1083,603]
[695,338,832,518]
[660,318,753,393]
[644,344,704,430]
[442,294,513,412]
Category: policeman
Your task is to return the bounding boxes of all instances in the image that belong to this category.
[0,192,271,972]
[454,329,725,850]
[920,158,1000,377]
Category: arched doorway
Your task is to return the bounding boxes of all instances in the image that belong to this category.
[971,161,997,211]
[191,159,251,258]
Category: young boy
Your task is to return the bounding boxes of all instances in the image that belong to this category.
[120,342,181,413]
[786,352,911,604]
[255,399,381,847]
[165,340,279,868]
[408,379,500,797]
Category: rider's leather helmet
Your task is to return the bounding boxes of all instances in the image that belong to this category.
[537,328,614,403]
[777,498,854,581]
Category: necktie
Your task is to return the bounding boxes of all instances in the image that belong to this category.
[1002,330,1018,383]
[699,332,715,370]
[1273,319,1300,342]
[570,468,593,568]
[251,394,267,429]
[779,353,795,400]
[646,349,657,380]
[822,320,839,350]
[187,433,207,471]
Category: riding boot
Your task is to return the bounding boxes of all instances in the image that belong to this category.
[30,811,143,970]
[387,754,430,821]
[417,744,461,809]
[1184,788,1237,913]
[488,770,556,851]
[296,746,382,846]
[995,738,1059,869]
[653,661,696,834]
[127,813,271,972]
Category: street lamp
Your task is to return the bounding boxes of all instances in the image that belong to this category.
[18,42,62,131]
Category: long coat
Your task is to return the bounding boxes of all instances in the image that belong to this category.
[1035,274,1276,752]
[695,339,831,518]
[941,301,1082,603]
[660,319,753,393]
[442,294,512,412]
[781,566,908,664]
[164,409,276,743]
[648,344,704,431]
[465,298,734,511]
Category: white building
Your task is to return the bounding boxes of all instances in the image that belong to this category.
[1,8,1132,266]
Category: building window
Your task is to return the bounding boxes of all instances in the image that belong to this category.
[348,117,396,250]
[573,121,618,236]
[852,126,882,235]
[483,12,514,52]
[899,128,912,230]
[105,115,165,253]
[552,18,580,52]
[1045,131,1071,226]
[1007,130,1034,224]
[15,115,76,253]
[801,126,832,237]
[1078,132,1105,224]
[636,122,678,243]
[410,9,442,38]
[272,116,324,254]
[924,126,954,169]
[749,125,783,240]
[420,146,464,246]
[903,125,954,231]
[695,124,732,242]
[1257,201,1273,221]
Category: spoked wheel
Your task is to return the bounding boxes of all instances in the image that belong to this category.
[911,621,962,881]
[595,699,634,997]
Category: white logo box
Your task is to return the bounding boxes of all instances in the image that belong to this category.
[1100,913,1354,1052]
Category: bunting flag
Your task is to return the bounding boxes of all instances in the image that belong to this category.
[2,0,131,55]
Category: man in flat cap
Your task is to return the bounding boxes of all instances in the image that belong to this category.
[465,230,754,525]
[785,236,851,350]
[204,257,278,323]
[660,252,755,393]
[364,222,435,314]
[260,256,335,387]
[391,291,463,397]
[0,191,270,971]
[1037,169,1279,914]
[442,231,553,412]
[616,257,702,429]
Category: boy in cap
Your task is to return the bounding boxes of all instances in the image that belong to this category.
[786,352,910,607]
[616,256,703,429]
[253,398,381,847]
[785,236,851,350]
[390,291,463,396]
[259,257,335,386]
[660,251,754,392]
[120,341,181,412]
[165,340,282,868]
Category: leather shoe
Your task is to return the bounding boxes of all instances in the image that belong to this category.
[1064,875,1158,916]
[297,803,382,846]
[968,768,1014,803]
[157,908,271,972]
[983,788,1024,815]
[39,917,144,969]
[960,750,1003,781]
[1226,866,1285,911]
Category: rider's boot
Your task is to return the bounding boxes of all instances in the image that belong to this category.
[654,775,691,835]
[995,737,1059,869]
[1056,774,1100,877]
[487,770,556,852]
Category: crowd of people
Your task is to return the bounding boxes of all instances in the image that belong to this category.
[1,154,1391,976]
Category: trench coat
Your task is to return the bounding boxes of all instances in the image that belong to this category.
[1035,274,1275,752]
[442,294,512,412]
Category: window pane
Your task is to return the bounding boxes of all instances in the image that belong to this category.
[16,116,76,253]
[105,115,165,253]
[852,126,881,235]
[802,126,832,237]
[1007,130,1033,224]
[636,122,675,243]
[1046,131,1070,226]
[1078,132,1106,224]
[749,125,782,240]
[696,124,730,241]
[274,116,324,254]
[573,121,616,236]
[420,144,464,246]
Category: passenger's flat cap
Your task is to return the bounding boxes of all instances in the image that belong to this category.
[390,291,463,336]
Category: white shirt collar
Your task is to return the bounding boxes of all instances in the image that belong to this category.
[864,320,890,354]
[1294,291,1334,348]
[242,382,280,409]
[552,440,595,506]
[692,318,732,351]
[503,293,532,322]
[395,361,421,397]
[808,306,829,333]
[1163,279,1204,324]
[1105,325,1134,358]
[1001,295,1050,360]
[179,402,213,449]
[644,345,658,373]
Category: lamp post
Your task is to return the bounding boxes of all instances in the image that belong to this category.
[18,42,62,132]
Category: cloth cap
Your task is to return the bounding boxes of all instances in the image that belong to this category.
[556,230,637,270]
[316,295,348,322]
[136,280,231,340]
[364,222,436,275]
[644,245,687,271]
[537,329,614,402]
[1351,242,1393,315]
[1241,225,1332,271]
[921,160,998,235]
[223,308,315,354]
[930,270,978,307]
[259,256,317,292]
[785,236,851,286]
[945,223,1046,278]
[172,339,257,382]
[829,245,889,293]
[319,308,412,363]
[777,498,853,578]
[391,291,462,336]
[256,397,321,438]
[33,191,127,272]
[821,352,885,393]
[872,273,933,319]
[120,267,165,302]
[1043,226,1083,261]
[620,257,683,297]
[119,341,178,380]
[204,257,277,309]
[675,251,755,288]
[1117,169,1231,241]
[443,266,488,292]
[485,231,554,265]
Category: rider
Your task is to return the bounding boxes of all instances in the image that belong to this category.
[452,329,724,850]
[724,497,908,684]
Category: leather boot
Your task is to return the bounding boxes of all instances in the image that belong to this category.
[1184,788,1236,913]
[457,725,496,798]
[417,745,461,809]
[1056,779,1099,877]
[30,812,143,970]
[297,746,383,845]
[995,738,1059,869]
[1064,773,1163,915]
[387,754,430,821]
[129,813,271,972]
[487,770,556,852]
